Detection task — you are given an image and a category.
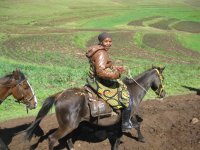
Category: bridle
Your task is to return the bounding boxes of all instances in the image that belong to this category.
[154,69,165,97]
[14,79,35,104]
[0,73,36,113]
[126,67,164,97]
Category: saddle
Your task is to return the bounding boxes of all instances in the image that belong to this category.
[84,85,113,118]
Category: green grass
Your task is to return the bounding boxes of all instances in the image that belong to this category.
[177,34,200,52]
[72,32,98,48]
[0,56,88,120]
[0,0,200,121]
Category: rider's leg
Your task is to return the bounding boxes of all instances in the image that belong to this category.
[121,95,134,132]
[121,106,133,132]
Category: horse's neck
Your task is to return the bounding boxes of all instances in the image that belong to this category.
[131,70,155,102]
[137,72,154,90]
[0,87,12,104]
[0,78,13,104]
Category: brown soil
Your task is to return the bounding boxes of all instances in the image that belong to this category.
[172,21,200,33]
[184,0,200,7]
[128,16,200,34]
[128,16,162,26]
[149,18,179,30]
[0,93,200,150]
[142,33,200,64]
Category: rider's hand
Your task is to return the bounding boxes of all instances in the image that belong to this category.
[113,66,126,73]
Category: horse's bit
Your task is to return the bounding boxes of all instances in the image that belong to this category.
[154,69,164,97]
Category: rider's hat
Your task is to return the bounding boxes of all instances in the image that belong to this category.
[98,32,111,43]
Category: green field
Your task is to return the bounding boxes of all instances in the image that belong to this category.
[0,0,200,121]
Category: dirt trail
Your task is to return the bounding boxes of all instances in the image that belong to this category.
[0,93,200,150]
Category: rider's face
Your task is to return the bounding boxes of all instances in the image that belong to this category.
[101,38,112,50]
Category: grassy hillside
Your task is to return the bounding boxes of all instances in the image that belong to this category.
[0,0,200,121]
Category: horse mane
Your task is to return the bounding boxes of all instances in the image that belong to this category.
[123,68,153,85]
[0,74,13,85]
[0,70,26,85]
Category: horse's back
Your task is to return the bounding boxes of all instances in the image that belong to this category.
[55,87,87,103]
[55,87,90,123]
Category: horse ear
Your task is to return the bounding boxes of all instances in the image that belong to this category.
[16,68,21,72]
[13,69,20,80]
[160,66,165,73]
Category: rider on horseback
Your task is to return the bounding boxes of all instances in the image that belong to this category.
[86,32,133,132]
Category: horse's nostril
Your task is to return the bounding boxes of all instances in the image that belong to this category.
[33,103,37,108]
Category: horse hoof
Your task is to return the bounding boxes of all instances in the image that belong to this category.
[138,138,145,143]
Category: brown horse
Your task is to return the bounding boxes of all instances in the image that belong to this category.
[0,69,38,149]
[25,66,166,150]
[0,69,37,109]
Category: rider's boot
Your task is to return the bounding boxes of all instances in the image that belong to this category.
[121,107,133,132]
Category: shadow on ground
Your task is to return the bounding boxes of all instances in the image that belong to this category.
[0,123,31,150]
[182,85,200,95]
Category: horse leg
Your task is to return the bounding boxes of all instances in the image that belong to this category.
[108,137,121,150]
[66,138,74,150]
[108,130,123,150]
[48,127,73,150]
[135,123,145,143]
[131,115,145,142]
[130,115,139,128]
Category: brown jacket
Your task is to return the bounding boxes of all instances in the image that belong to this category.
[86,45,120,80]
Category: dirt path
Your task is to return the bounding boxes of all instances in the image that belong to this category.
[0,93,200,150]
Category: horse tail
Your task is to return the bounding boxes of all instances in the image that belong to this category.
[24,93,59,141]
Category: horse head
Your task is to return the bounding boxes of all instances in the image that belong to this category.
[11,69,37,109]
[151,66,166,98]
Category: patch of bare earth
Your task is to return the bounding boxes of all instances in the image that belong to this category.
[0,93,200,150]
[128,16,200,34]
[149,18,179,30]
[2,34,77,52]
[142,33,200,64]
[33,13,111,27]
[172,21,200,33]
[184,0,200,7]
[128,16,162,26]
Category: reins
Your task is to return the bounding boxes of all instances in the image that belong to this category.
[126,68,148,93]
[126,68,164,96]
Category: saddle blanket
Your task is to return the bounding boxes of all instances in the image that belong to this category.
[86,77,130,109]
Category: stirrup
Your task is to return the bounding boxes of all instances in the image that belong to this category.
[122,121,133,132]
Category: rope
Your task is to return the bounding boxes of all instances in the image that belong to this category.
[126,67,148,93]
